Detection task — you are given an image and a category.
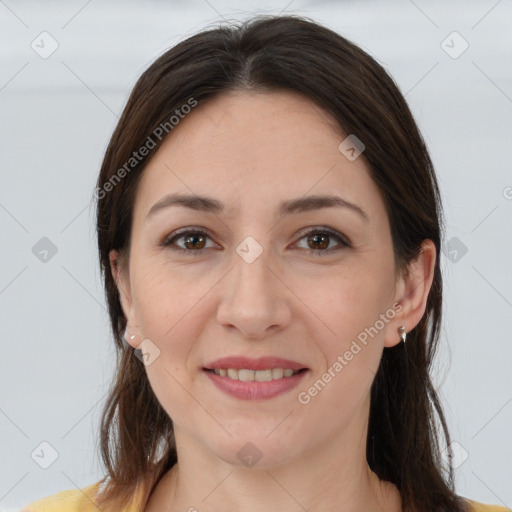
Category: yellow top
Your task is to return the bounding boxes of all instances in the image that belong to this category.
[20,481,142,512]
[19,480,511,512]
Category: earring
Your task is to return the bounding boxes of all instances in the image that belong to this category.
[398,326,407,344]
[122,330,136,344]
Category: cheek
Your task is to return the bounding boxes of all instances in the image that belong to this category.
[295,274,390,431]
[302,262,394,343]
[296,263,394,400]
[133,262,209,335]
[135,270,205,420]
[132,265,217,389]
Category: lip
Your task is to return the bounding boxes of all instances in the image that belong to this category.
[203,356,308,371]
[203,367,309,400]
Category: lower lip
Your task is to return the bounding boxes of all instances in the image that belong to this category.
[203,369,309,400]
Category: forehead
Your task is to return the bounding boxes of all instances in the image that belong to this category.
[133,90,384,223]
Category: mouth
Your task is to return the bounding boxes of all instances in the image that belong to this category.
[202,356,310,399]
[203,366,310,400]
[203,367,308,382]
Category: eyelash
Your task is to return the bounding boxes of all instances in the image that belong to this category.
[160,226,351,257]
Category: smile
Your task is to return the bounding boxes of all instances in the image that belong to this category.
[206,368,305,381]
[203,367,309,400]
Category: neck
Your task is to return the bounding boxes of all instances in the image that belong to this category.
[145,419,401,512]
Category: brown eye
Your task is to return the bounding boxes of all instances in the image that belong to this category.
[162,229,215,254]
[161,226,350,257]
[307,233,330,251]
[296,227,350,256]
[181,232,207,250]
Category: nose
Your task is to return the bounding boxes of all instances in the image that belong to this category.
[216,248,291,340]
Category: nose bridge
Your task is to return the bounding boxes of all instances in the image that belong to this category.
[230,240,276,306]
[216,238,289,338]
[234,241,272,292]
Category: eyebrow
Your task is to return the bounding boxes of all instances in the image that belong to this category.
[145,193,369,222]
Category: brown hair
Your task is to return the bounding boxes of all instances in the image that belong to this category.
[94,14,467,512]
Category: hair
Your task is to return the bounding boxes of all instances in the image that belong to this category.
[94,14,468,512]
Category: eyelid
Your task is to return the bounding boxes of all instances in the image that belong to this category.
[294,225,351,248]
[161,225,351,254]
[161,227,218,251]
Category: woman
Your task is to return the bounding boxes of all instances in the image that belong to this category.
[21,14,509,512]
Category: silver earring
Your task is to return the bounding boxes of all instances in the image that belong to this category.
[398,326,407,343]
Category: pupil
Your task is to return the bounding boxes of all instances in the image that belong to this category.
[185,234,204,249]
[310,233,328,250]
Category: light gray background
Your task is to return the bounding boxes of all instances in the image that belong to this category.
[1,0,511,510]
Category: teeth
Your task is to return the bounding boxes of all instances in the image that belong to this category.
[239,369,255,382]
[272,368,284,379]
[254,369,272,382]
[211,368,302,381]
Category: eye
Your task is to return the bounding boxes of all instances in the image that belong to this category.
[294,227,351,256]
[160,228,217,255]
[160,226,351,256]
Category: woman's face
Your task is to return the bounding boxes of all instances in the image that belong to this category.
[112,90,416,469]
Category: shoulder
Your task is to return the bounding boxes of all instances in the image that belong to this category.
[19,479,145,512]
[464,497,511,512]
[20,481,103,512]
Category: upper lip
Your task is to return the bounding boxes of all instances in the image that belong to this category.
[204,356,308,371]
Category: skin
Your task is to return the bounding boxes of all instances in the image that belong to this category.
[110,90,435,512]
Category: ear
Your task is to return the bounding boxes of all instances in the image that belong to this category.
[384,239,437,348]
[109,249,141,348]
